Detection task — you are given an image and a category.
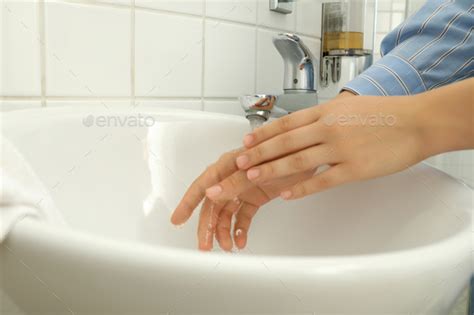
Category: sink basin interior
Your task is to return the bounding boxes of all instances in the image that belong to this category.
[2,108,470,257]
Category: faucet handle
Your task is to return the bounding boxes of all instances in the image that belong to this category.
[272,33,317,92]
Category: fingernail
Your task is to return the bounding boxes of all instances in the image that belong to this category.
[235,228,243,237]
[206,185,222,197]
[173,223,185,230]
[280,190,292,199]
[247,168,260,180]
[236,155,249,168]
[243,134,254,147]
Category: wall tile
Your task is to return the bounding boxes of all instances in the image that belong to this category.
[0,100,42,112]
[296,0,322,38]
[392,0,406,11]
[257,0,295,32]
[135,0,203,16]
[376,12,391,33]
[299,35,320,60]
[1,0,41,96]
[378,0,392,11]
[204,100,243,116]
[426,151,474,188]
[375,33,386,54]
[255,29,284,94]
[407,0,425,15]
[135,11,202,97]
[204,21,255,97]
[391,12,405,29]
[45,2,130,96]
[206,0,257,24]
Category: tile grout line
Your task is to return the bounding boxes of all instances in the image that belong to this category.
[293,0,298,34]
[254,0,259,94]
[38,0,47,107]
[130,0,135,107]
[0,96,239,101]
[7,0,318,108]
[55,0,320,41]
[200,0,206,111]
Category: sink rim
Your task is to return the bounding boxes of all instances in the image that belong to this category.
[2,106,471,270]
[0,105,249,126]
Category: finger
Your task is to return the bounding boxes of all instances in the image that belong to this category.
[171,149,242,225]
[205,170,254,203]
[197,198,224,251]
[280,164,348,200]
[242,106,321,148]
[236,122,322,170]
[246,144,337,183]
[233,203,259,250]
[216,205,237,252]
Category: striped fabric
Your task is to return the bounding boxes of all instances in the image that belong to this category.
[343,0,473,96]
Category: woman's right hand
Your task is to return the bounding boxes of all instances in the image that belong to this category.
[170,148,313,251]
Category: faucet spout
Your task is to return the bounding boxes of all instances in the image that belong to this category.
[240,34,319,123]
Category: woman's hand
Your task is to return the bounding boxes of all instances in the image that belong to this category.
[170,148,313,251]
[206,94,427,201]
[214,80,473,202]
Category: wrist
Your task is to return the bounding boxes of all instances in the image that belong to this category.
[411,93,438,159]
[415,89,472,158]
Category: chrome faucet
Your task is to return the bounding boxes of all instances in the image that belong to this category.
[240,33,318,123]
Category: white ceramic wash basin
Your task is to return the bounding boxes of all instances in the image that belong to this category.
[0,106,471,314]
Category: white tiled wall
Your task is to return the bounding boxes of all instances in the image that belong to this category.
[2,0,472,187]
[374,0,407,61]
[1,0,323,115]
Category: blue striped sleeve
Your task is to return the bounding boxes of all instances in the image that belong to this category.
[343,0,474,96]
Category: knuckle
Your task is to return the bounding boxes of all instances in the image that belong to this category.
[296,183,308,197]
[219,152,232,162]
[322,119,340,135]
[180,199,194,215]
[252,146,264,161]
[207,165,221,182]
[280,134,293,150]
[238,213,252,227]
[317,174,333,188]
[241,211,253,222]
[252,129,263,143]
[192,176,206,194]
[204,164,213,175]
[291,153,308,171]
[262,163,275,178]
[217,216,231,230]
[278,116,292,132]
[225,174,240,189]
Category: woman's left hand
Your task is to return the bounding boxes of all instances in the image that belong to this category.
[206,93,427,202]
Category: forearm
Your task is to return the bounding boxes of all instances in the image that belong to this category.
[416,78,474,157]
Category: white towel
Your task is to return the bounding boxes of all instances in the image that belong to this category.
[1,135,64,242]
